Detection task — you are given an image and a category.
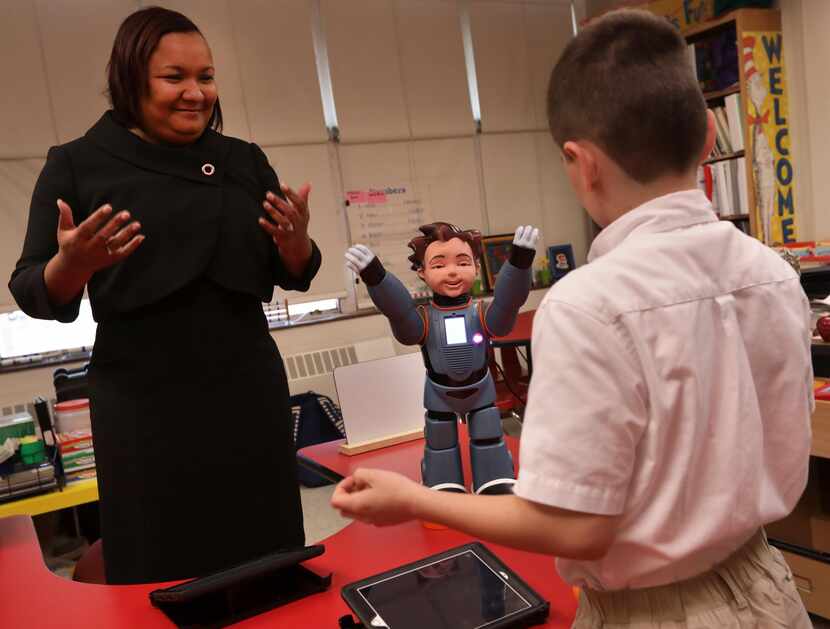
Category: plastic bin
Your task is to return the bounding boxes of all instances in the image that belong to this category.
[0,413,35,442]
[54,399,91,434]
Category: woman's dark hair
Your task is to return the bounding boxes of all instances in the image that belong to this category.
[106,6,223,132]
[407,222,482,271]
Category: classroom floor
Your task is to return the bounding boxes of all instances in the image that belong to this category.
[300,482,351,543]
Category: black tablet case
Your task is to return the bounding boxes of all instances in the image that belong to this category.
[149,544,331,628]
[341,542,549,629]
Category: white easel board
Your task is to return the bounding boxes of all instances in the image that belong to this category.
[334,352,425,454]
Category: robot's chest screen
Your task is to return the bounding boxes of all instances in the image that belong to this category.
[444,317,468,345]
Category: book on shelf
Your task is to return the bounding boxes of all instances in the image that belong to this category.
[715,161,732,216]
[687,43,697,80]
[777,241,830,265]
[724,93,744,151]
[698,159,746,219]
[688,28,739,94]
[736,157,748,216]
[713,107,733,155]
[707,103,746,160]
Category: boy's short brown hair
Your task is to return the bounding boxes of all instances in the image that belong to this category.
[407,222,482,271]
[547,9,707,183]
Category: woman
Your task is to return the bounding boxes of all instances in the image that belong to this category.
[9,7,320,584]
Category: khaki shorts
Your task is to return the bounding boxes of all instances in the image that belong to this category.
[572,530,811,628]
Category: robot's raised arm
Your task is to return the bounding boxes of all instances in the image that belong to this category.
[484,226,538,336]
[345,245,425,345]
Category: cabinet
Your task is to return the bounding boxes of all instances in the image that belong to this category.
[766,398,830,617]
[684,9,798,245]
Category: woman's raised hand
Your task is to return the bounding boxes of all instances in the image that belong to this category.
[259,183,314,278]
[259,183,311,256]
[55,199,144,274]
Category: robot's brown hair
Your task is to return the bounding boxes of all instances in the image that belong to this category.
[407,222,482,271]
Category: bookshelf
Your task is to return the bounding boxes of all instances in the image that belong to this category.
[720,213,750,222]
[702,150,744,166]
[702,84,740,101]
[685,8,796,244]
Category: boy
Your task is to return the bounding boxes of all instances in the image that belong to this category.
[332,9,813,627]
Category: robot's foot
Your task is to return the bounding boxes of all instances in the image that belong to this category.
[474,478,517,495]
[428,482,467,493]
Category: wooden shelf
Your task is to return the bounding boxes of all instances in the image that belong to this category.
[684,10,738,39]
[813,399,830,460]
[703,84,740,101]
[719,214,750,221]
[703,150,745,165]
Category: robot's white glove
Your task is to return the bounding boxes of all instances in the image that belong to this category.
[344,244,376,274]
[513,225,540,250]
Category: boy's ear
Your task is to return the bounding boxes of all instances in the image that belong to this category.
[417,268,425,281]
[563,140,599,193]
[699,110,717,164]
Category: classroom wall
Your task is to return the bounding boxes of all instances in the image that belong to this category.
[778,0,830,242]
[0,0,573,408]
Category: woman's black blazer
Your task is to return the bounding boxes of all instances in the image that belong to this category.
[9,111,321,323]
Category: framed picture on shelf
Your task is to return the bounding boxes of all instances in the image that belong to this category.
[548,244,575,281]
[481,234,514,291]
[470,264,487,296]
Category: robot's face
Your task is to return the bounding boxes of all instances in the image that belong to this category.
[418,238,479,298]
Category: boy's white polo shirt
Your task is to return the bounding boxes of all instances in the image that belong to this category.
[514,189,813,590]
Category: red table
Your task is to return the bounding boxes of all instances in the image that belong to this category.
[492,309,535,346]
[0,513,576,629]
[295,425,577,627]
[0,395,577,629]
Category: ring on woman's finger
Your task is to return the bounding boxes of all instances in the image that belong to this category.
[105,242,114,255]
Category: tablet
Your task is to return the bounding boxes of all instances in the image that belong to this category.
[341,542,549,629]
[149,545,330,628]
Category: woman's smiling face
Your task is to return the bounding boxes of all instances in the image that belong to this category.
[139,31,217,145]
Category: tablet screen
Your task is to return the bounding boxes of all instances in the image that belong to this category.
[356,548,532,629]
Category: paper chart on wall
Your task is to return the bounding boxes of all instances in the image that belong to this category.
[346,183,433,300]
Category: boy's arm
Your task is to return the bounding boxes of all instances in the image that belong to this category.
[485,226,538,336]
[332,468,619,560]
[345,245,425,345]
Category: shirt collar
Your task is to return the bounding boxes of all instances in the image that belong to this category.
[85,111,230,186]
[587,189,718,262]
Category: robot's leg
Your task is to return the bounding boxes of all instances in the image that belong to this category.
[468,405,515,495]
[422,410,466,492]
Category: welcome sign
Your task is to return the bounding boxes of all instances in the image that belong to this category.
[742,31,797,244]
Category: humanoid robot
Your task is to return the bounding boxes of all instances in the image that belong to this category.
[345,222,538,495]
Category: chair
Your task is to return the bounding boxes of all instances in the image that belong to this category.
[72,539,106,584]
[53,364,89,403]
[489,347,528,422]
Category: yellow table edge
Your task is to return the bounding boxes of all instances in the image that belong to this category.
[0,478,99,518]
